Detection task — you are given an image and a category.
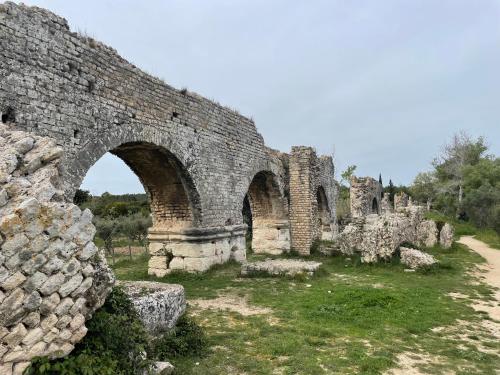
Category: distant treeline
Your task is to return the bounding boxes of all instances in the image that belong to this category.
[75,190,150,218]
[74,191,152,261]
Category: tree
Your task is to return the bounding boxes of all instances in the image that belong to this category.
[119,213,152,258]
[386,179,395,203]
[410,172,438,208]
[379,173,384,197]
[340,165,357,186]
[104,202,130,218]
[461,157,500,230]
[409,132,499,233]
[433,131,488,215]
[74,189,91,206]
[95,217,119,265]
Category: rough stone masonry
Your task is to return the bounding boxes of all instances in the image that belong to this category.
[0,2,337,370]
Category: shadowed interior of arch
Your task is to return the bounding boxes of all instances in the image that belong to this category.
[80,142,201,231]
[372,197,379,214]
[243,171,290,254]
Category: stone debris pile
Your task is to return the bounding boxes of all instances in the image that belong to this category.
[400,247,437,269]
[241,259,322,277]
[334,204,454,263]
[119,281,186,334]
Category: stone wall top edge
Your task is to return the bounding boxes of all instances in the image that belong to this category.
[1,2,257,126]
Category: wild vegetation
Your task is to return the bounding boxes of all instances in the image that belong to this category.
[25,287,207,375]
[410,132,500,248]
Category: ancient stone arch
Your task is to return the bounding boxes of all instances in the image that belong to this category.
[0,3,338,370]
[245,171,290,254]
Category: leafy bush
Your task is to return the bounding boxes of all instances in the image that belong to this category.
[25,287,152,375]
[151,315,207,359]
[25,353,118,375]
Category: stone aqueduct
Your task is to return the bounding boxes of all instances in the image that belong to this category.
[0,5,338,369]
[0,3,338,276]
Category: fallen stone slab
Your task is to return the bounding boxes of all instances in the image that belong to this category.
[400,247,437,269]
[241,259,322,277]
[119,281,185,334]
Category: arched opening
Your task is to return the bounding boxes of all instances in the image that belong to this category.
[244,171,290,254]
[316,186,333,240]
[79,142,202,277]
[110,142,200,230]
[372,197,379,214]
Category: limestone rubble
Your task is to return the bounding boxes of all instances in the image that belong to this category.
[400,247,437,269]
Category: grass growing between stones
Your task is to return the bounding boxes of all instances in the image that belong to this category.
[113,244,500,374]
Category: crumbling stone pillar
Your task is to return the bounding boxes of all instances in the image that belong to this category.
[394,192,409,211]
[350,176,383,217]
[289,147,319,255]
[381,195,393,214]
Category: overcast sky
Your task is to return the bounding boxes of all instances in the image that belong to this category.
[14,0,500,195]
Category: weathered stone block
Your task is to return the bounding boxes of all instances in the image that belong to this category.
[119,281,185,334]
[439,223,454,249]
[400,247,437,269]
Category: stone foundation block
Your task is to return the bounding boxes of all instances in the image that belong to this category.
[119,281,185,334]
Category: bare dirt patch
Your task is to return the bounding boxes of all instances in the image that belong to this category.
[385,352,452,375]
[190,294,272,316]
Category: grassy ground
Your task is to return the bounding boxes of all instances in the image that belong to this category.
[111,243,500,374]
[425,211,500,250]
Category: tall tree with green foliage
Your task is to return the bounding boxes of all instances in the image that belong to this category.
[432,131,488,216]
[386,179,395,203]
[410,132,499,233]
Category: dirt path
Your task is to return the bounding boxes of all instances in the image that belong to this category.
[458,236,500,290]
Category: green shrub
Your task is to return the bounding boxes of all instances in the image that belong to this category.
[151,315,207,359]
[25,287,152,375]
[25,353,118,375]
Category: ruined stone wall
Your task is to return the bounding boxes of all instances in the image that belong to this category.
[0,124,114,374]
[394,192,409,211]
[336,206,427,262]
[0,2,274,230]
[349,176,382,217]
[289,148,337,254]
[0,6,343,370]
[0,2,340,278]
